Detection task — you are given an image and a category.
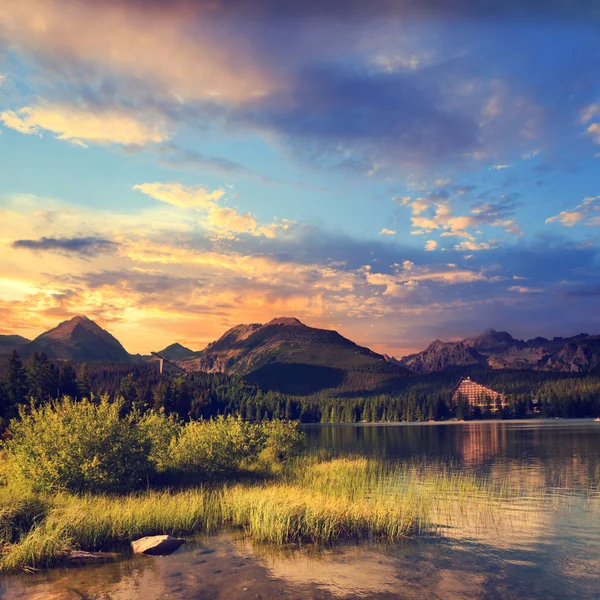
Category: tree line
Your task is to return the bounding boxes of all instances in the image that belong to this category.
[1,350,599,429]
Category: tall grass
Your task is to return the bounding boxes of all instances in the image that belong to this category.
[2,454,593,573]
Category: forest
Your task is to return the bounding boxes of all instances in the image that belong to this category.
[1,350,600,429]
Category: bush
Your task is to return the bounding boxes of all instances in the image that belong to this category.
[169,415,266,478]
[3,396,151,494]
[138,410,182,474]
[260,419,304,464]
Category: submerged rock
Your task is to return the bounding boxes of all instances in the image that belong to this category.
[68,550,118,565]
[131,535,186,556]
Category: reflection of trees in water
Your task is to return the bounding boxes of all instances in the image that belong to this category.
[305,422,600,489]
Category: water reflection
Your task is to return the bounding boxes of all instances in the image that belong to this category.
[303,420,600,489]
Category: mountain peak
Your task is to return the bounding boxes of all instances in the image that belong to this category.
[70,315,92,324]
[31,315,130,362]
[181,317,407,394]
[157,342,196,361]
[267,317,304,326]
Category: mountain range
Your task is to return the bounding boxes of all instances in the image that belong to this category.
[1,318,599,383]
[399,329,600,374]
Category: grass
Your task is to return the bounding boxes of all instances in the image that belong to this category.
[1,454,595,573]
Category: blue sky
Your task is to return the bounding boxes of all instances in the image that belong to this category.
[0,0,599,356]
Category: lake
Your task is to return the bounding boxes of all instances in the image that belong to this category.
[2,420,600,599]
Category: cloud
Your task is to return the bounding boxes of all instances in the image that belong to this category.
[580,103,600,124]
[379,228,397,236]
[134,181,293,238]
[509,286,542,293]
[0,0,273,105]
[395,185,523,248]
[454,241,495,251]
[3,191,600,356]
[0,104,170,146]
[133,183,225,210]
[425,240,437,251]
[545,195,600,227]
[1,0,598,178]
[155,143,270,180]
[585,122,600,145]
[10,236,117,257]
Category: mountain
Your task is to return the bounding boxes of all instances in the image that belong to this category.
[28,316,131,362]
[401,340,488,374]
[400,329,600,374]
[0,334,31,357]
[154,342,198,361]
[542,336,600,373]
[179,317,408,394]
[463,329,524,354]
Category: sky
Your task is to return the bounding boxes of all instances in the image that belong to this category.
[0,0,599,357]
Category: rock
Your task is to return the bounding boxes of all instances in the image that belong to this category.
[131,535,186,556]
[68,550,118,565]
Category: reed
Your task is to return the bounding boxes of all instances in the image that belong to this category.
[0,455,580,573]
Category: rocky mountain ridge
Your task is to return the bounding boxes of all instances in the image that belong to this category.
[400,329,600,373]
[2,318,599,376]
[176,317,407,393]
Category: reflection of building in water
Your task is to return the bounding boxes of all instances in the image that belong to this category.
[459,423,505,464]
[452,377,504,411]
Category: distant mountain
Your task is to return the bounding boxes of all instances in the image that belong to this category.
[180,316,408,394]
[401,340,488,374]
[154,342,198,361]
[27,316,131,362]
[543,336,600,373]
[400,329,600,374]
[0,334,31,357]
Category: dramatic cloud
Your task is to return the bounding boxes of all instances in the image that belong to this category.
[0,0,273,104]
[1,0,599,354]
[2,0,597,174]
[11,236,117,256]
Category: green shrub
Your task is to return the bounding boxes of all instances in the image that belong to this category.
[138,410,182,474]
[3,396,151,494]
[260,419,304,464]
[169,415,267,478]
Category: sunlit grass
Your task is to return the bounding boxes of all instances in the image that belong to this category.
[1,455,599,573]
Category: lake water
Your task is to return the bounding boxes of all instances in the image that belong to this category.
[2,420,600,599]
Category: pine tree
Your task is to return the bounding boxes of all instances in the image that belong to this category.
[25,352,58,402]
[3,351,28,417]
[58,363,80,399]
[77,363,91,399]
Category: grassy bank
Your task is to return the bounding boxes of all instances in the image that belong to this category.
[3,397,586,574]
[0,456,525,573]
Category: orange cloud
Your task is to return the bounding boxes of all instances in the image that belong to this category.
[134,181,291,238]
[545,195,600,227]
